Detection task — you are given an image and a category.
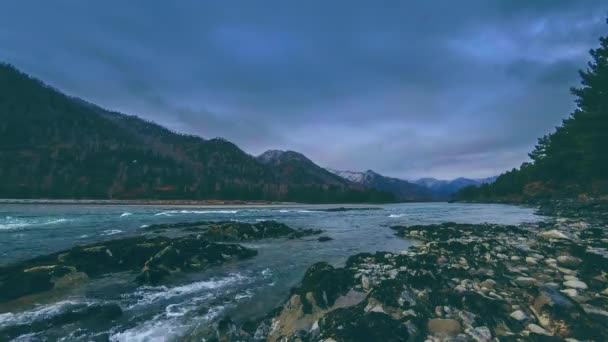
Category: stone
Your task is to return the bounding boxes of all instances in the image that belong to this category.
[515,277,537,287]
[526,257,538,265]
[557,255,582,269]
[361,275,370,290]
[538,230,570,240]
[561,288,578,297]
[528,323,551,336]
[480,279,496,289]
[510,310,528,321]
[468,326,492,341]
[427,318,461,337]
[564,280,588,290]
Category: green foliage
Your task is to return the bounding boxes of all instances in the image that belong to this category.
[456,20,608,201]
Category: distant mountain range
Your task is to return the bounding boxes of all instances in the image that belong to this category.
[328,169,496,201]
[327,169,435,201]
[0,63,393,203]
[413,176,497,199]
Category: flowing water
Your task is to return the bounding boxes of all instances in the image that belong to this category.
[0,203,543,341]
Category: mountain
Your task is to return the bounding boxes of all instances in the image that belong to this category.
[258,150,347,185]
[327,169,434,201]
[414,177,497,199]
[0,63,393,203]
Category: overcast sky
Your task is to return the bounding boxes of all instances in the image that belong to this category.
[1,1,605,179]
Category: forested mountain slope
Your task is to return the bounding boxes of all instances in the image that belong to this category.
[0,64,393,203]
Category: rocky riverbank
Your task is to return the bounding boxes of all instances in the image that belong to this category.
[224,217,608,341]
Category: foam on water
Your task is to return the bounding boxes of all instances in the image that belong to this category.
[120,212,133,217]
[0,300,93,328]
[154,210,239,217]
[124,273,250,308]
[0,217,68,230]
[110,313,190,342]
[389,214,406,218]
[111,303,228,342]
[101,229,124,236]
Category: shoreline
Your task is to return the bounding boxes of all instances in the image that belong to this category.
[0,198,445,207]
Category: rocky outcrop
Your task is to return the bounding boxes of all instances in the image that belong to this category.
[143,220,323,241]
[239,219,608,341]
[135,237,256,284]
[0,235,257,302]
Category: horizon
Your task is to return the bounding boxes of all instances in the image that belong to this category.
[1,1,605,179]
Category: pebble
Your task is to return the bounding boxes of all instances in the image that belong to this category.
[564,280,588,290]
[528,323,551,336]
[361,275,370,290]
[510,310,527,321]
[561,288,578,297]
[468,326,492,342]
[525,257,538,265]
[538,230,570,240]
[515,277,537,287]
[427,318,461,337]
[480,279,496,289]
[557,255,582,268]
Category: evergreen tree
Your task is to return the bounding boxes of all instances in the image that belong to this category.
[457,18,608,200]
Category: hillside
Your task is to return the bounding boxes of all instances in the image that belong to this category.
[328,169,434,201]
[455,24,608,202]
[0,63,393,203]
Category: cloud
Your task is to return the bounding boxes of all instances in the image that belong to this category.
[0,0,605,179]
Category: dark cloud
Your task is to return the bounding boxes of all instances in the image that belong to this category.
[1,0,605,179]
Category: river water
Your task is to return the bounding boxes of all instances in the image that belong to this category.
[0,203,543,341]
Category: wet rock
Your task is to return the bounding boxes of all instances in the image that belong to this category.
[528,323,552,336]
[480,279,496,289]
[361,275,370,291]
[145,220,322,241]
[136,238,257,284]
[510,310,528,321]
[515,277,537,287]
[468,326,492,341]
[291,262,355,313]
[0,235,257,302]
[428,318,461,337]
[538,230,570,240]
[0,265,85,302]
[318,307,410,342]
[556,255,582,269]
[563,280,587,290]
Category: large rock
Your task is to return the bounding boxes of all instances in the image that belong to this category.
[136,237,257,284]
[144,220,322,241]
[0,235,257,302]
[318,306,410,342]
